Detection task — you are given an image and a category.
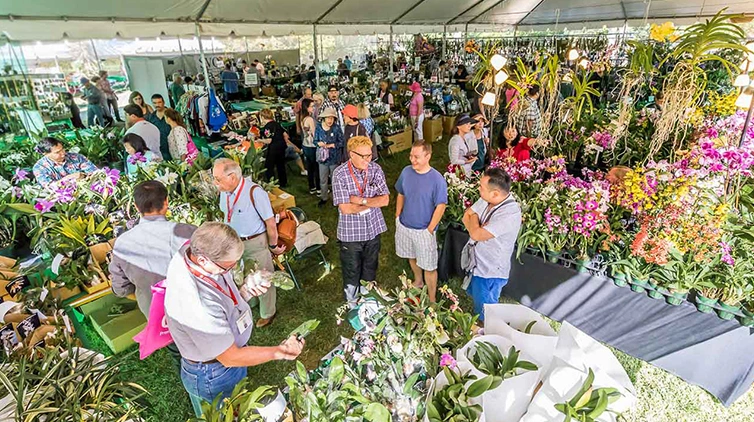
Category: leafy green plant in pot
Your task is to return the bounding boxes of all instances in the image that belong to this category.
[652,248,716,306]
[426,366,500,422]
[612,255,654,294]
[466,341,538,380]
[554,368,622,422]
[189,379,278,422]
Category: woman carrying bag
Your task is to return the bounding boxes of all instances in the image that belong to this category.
[314,107,344,207]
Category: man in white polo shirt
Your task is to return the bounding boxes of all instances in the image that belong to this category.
[124,104,163,160]
[212,158,285,328]
[164,222,304,417]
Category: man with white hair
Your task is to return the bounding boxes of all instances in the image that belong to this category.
[212,158,284,328]
[164,222,304,417]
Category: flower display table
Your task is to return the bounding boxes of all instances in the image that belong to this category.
[504,253,754,407]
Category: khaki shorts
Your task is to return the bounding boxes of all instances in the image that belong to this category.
[395,217,438,271]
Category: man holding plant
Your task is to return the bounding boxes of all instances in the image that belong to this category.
[395,140,447,302]
[164,222,304,418]
[462,167,521,322]
[212,158,285,328]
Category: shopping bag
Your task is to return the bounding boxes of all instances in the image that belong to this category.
[423,361,486,422]
[132,280,173,360]
[483,304,558,373]
[456,335,540,422]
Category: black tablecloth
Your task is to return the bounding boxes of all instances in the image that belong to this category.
[437,226,754,406]
[506,253,754,407]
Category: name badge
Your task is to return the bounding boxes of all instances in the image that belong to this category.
[236,309,253,333]
[358,208,372,216]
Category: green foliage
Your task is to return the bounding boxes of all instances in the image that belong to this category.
[289,319,320,340]
[426,366,493,422]
[554,369,622,422]
[466,342,538,380]
[189,380,277,422]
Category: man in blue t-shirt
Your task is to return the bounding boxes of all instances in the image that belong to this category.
[395,140,448,302]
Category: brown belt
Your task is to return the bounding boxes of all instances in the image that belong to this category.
[185,358,219,365]
[240,232,265,241]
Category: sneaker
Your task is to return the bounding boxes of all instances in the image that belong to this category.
[301,170,308,176]
[309,188,317,195]
[316,189,322,195]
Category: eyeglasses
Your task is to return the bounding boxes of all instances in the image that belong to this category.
[350,150,373,160]
[206,255,237,272]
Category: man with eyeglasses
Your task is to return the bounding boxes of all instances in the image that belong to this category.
[164,222,304,418]
[332,136,390,306]
[212,158,285,328]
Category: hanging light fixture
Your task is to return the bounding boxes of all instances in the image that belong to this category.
[490,54,507,71]
[567,48,579,61]
[481,92,497,106]
[746,42,754,61]
[735,87,753,108]
[734,74,751,87]
[494,70,509,85]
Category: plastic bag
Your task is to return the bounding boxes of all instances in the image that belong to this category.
[132,280,173,360]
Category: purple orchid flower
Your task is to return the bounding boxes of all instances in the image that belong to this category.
[34,199,55,213]
[13,168,29,183]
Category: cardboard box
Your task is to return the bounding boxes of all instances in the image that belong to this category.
[422,118,443,142]
[442,115,457,136]
[52,285,82,302]
[0,256,17,284]
[261,86,276,97]
[269,188,296,212]
[80,295,146,354]
[386,129,413,154]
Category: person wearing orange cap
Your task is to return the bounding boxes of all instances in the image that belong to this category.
[342,104,368,164]
[409,82,425,141]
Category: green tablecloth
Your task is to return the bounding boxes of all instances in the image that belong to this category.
[230,99,293,113]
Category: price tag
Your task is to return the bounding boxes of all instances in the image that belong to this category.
[0,324,19,354]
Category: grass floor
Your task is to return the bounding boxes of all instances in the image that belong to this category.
[81,136,754,421]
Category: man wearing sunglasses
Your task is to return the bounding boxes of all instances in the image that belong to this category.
[332,136,390,306]
[164,222,305,418]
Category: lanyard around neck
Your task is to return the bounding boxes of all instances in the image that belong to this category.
[348,161,368,197]
[183,250,238,306]
[226,178,245,223]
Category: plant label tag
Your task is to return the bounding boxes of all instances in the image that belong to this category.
[39,287,49,302]
[0,324,18,353]
[62,313,72,333]
[51,254,65,275]
[6,275,30,299]
[236,309,252,333]
[16,314,41,340]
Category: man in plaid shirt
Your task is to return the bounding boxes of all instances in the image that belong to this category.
[515,85,542,138]
[332,136,390,305]
[322,85,346,133]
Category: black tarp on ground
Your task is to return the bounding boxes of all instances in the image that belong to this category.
[438,226,754,406]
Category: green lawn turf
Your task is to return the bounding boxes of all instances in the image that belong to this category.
[79,135,754,421]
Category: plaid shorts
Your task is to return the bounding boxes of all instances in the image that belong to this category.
[395,217,439,271]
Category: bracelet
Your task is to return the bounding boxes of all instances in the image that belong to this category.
[268,244,277,249]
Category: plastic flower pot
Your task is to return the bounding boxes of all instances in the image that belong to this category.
[664,290,688,306]
[693,293,717,314]
[575,257,591,273]
[545,250,561,263]
[739,308,754,327]
[646,281,664,300]
[715,300,740,321]
[610,270,628,288]
[629,278,650,293]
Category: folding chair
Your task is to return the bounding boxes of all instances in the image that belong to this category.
[282,207,329,290]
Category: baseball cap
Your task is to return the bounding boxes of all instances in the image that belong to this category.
[343,104,358,119]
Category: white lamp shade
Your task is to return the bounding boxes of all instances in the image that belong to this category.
[567,49,579,61]
[746,42,754,61]
[736,91,753,108]
[494,70,509,85]
[740,60,752,72]
[734,74,751,87]
[578,59,589,69]
[481,92,497,106]
[490,54,507,71]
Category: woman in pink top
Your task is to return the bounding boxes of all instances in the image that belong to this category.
[409,81,424,141]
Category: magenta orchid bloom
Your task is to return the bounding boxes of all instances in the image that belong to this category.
[34,199,55,213]
[13,168,29,183]
[439,353,457,369]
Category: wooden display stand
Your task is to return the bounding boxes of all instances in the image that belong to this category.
[442,116,457,136]
[386,128,413,154]
[423,118,443,142]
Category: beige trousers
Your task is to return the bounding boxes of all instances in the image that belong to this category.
[243,235,277,319]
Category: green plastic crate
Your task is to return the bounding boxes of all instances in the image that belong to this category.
[79,295,146,354]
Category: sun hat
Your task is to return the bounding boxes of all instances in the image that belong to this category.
[409,81,422,92]
[455,115,478,127]
[472,113,487,124]
[342,104,358,119]
[319,107,338,120]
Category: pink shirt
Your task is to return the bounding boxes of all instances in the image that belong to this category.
[409,93,424,117]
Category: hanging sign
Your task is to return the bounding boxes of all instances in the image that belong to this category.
[245,73,260,86]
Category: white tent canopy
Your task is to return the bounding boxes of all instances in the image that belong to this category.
[1,0,752,40]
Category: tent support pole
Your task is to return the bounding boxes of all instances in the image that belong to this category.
[177,37,189,74]
[90,40,102,72]
[195,23,212,93]
[442,25,447,60]
[463,23,469,51]
[389,25,394,82]
[313,24,321,89]
[244,36,251,66]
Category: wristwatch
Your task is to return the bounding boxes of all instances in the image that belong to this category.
[268,244,277,249]
[361,198,367,206]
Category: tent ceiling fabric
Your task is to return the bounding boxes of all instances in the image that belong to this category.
[0,0,752,40]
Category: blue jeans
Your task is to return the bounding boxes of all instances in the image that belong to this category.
[180,358,247,417]
[467,275,508,321]
[86,103,104,127]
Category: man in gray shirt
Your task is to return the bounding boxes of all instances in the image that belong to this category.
[462,167,522,323]
[110,180,195,316]
[80,77,106,127]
